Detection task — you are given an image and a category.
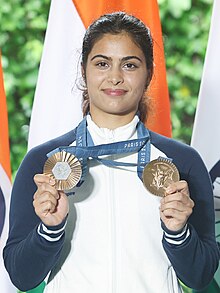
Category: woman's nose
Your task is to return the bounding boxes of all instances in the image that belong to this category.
[107,67,124,85]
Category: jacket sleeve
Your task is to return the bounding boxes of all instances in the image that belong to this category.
[3,146,66,291]
[162,149,220,291]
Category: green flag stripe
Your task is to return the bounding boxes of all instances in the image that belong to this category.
[18,281,46,293]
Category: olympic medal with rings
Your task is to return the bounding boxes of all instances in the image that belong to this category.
[43,151,82,191]
[142,157,180,197]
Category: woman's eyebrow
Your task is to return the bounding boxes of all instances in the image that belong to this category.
[90,54,110,61]
[121,56,142,62]
[91,54,142,62]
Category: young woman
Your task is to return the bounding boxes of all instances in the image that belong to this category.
[4,12,219,293]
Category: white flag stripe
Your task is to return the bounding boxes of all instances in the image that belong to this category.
[28,0,85,150]
[0,164,15,292]
[191,0,220,170]
[191,5,220,288]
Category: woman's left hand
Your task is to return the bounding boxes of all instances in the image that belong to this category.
[160,180,194,232]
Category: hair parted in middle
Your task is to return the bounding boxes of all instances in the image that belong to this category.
[81,11,154,123]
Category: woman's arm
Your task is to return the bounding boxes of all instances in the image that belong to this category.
[162,151,220,290]
[3,146,67,291]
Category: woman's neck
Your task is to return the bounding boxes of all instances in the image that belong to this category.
[89,112,136,130]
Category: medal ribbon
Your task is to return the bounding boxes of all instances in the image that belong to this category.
[47,116,151,185]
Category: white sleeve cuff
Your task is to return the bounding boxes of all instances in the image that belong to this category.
[164,225,190,245]
[37,222,66,242]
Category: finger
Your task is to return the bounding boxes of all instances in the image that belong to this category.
[34,199,57,216]
[34,174,56,187]
[160,209,188,232]
[161,200,186,213]
[161,192,184,205]
[165,180,189,195]
[164,196,194,211]
[161,207,192,221]
[160,209,187,227]
[160,203,194,219]
[34,191,59,206]
[160,209,173,221]
[33,190,60,213]
[33,183,59,200]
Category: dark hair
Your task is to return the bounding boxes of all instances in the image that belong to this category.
[81,11,154,122]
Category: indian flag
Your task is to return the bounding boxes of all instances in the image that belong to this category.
[191,0,220,292]
[0,52,16,292]
[28,0,171,150]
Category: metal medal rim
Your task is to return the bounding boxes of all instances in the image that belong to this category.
[43,151,82,191]
[142,158,180,197]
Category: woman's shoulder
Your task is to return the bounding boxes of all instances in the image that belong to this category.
[149,131,210,184]
[19,129,77,173]
[27,129,76,158]
[149,130,203,165]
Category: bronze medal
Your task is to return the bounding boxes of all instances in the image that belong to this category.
[142,158,180,197]
[43,151,82,190]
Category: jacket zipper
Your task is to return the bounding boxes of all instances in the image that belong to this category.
[108,155,117,293]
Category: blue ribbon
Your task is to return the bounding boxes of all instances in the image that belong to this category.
[47,116,151,186]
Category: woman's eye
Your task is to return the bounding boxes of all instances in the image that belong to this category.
[123,63,138,70]
[96,61,108,68]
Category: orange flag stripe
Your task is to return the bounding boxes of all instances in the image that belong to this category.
[72,0,171,137]
[0,52,11,179]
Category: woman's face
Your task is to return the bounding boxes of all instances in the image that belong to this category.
[85,33,148,125]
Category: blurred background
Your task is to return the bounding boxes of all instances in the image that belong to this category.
[0,0,213,176]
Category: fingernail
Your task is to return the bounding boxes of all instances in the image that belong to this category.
[165,186,173,193]
[49,178,56,185]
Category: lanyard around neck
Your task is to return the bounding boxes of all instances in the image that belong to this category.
[47,116,151,186]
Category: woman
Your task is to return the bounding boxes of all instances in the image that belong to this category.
[4,12,219,293]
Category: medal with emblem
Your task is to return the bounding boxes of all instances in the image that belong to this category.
[43,151,82,190]
[142,157,180,197]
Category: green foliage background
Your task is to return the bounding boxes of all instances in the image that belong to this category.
[0,0,213,177]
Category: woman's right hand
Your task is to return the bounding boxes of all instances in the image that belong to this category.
[33,174,69,227]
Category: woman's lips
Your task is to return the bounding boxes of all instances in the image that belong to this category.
[103,89,127,96]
